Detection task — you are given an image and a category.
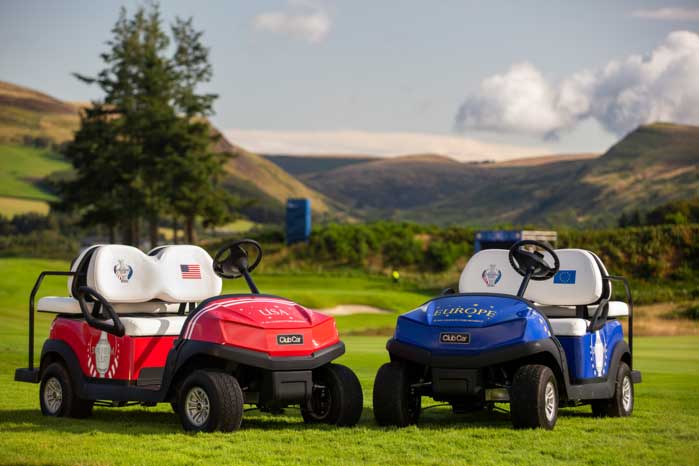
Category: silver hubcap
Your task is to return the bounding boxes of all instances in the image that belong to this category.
[622,376,632,411]
[544,381,557,422]
[185,387,210,427]
[44,377,63,414]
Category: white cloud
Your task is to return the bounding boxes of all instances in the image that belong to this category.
[632,7,699,21]
[253,1,331,44]
[455,31,699,137]
[224,129,547,162]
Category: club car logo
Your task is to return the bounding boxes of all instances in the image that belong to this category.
[113,259,133,283]
[481,264,502,287]
[277,334,304,345]
[440,332,470,344]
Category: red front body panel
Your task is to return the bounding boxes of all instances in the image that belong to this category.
[48,295,341,381]
[183,295,340,357]
[49,318,174,382]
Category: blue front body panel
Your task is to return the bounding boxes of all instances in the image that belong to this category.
[394,295,552,357]
[557,320,623,382]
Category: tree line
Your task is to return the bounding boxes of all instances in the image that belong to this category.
[57,4,232,247]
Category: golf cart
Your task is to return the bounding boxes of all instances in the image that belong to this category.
[373,240,641,430]
[14,240,363,432]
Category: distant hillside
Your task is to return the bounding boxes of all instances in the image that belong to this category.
[0,81,80,145]
[263,154,379,176]
[0,81,334,221]
[303,123,699,227]
[214,137,334,221]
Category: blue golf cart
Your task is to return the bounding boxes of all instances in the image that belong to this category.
[373,240,641,430]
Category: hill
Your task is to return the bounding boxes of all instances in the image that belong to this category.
[0,81,80,145]
[0,81,333,221]
[302,123,699,226]
[263,154,379,176]
[213,137,334,221]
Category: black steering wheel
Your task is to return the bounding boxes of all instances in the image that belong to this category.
[508,240,560,281]
[213,239,263,279]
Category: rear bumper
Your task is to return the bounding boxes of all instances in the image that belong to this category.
[14,368,40,383]
[631,370,642,384]
[386,337,560,369]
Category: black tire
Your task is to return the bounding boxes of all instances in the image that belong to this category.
[39,362,94,418]
[372,360,421,427]
[510,364,558,430]
[301,363,363,427]
[177,370,244,432]
[591,362,634,418]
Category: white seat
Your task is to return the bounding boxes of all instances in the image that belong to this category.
[120,315,187,337]
[39,245,222,337]
[458,248,629,338]
[537,301,629,318]
[549,318,589,337]
[37,296,180,315]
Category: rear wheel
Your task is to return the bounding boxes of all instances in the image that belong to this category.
[373,360,421,427]
[301,363,363,427]
[177,370,244,432]
[591,362,634,417]
[510,364,558,430]
[40,362,94,418]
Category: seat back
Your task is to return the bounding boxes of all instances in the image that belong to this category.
[459,248,606,306]
[149,245,222,302]
[87,245,160,303]
[66,244,221,308]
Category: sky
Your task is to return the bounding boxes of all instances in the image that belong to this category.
[1,0,698,161]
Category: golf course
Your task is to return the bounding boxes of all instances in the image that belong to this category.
[0,258,697,465]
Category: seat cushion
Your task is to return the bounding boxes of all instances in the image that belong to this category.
[37,297,180,315]
[537,301,629,318]
[548,318,589,336]
[120,315,187,336]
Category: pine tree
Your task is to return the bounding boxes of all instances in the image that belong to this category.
[60,3,229,246]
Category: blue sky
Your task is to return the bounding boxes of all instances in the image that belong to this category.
[1,1,698,160]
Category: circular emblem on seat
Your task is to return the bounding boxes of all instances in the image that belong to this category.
[113,259,134,283]
[482,264,502,287]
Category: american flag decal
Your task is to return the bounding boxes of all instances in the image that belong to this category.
[180,264,202,279]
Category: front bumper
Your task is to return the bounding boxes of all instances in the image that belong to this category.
[178,340,346,371]
[386,337,561,369]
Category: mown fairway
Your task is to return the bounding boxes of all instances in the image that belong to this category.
[0,258,697,465]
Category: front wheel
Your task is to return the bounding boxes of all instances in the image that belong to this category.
[591,362,634,417]
[510,364,558,430]
[301,363,363,427]
[40,362,94,418]
[372,360,421,427]
[177,370,244,432]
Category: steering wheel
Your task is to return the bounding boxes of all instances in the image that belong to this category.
[508,240,560,281]
[213,239,263,279]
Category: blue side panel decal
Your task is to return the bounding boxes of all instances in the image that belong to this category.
[554,270,576,284]
[558,320,623,381]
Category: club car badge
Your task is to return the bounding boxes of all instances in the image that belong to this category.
[113,260,133,283]
[482,264,502,287]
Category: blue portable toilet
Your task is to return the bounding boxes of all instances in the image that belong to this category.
[286,198,311,244]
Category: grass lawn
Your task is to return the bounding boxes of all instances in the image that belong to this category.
[0,196,49,217]
[0,258,697,465]
[0,144,69,202]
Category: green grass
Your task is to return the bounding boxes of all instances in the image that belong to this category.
[0,144,69,202]
[0,196,49,217]
[0,258,697,464]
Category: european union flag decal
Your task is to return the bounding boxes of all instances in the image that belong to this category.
[554,270,576,284]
